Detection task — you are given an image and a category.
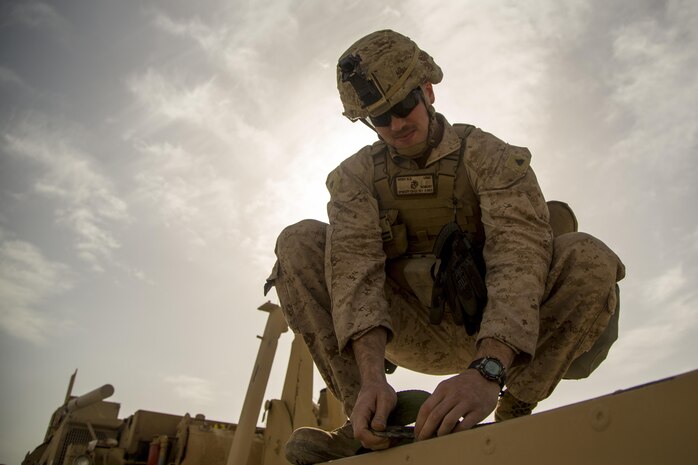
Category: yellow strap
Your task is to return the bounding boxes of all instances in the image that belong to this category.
[366,46,420,115]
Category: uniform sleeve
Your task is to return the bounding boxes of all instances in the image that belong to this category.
[465,130,553,363]
[325,149,394,354]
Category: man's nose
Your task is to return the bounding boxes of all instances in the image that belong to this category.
[389,115,407,131]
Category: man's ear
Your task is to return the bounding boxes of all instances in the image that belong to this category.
[422,82,435,104]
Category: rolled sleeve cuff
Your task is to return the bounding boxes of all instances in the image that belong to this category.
[336,317,394,356]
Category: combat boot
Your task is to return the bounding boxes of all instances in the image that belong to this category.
[494,390,538,422]
[284,390,431,465]
[284,422,361,465]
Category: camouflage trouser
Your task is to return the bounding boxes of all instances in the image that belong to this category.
[271,219,625,412]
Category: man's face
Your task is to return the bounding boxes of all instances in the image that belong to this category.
[373,83,435,150]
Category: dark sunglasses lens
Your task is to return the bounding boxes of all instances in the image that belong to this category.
[391,92,420,118]
[370,112,392,127]
[368,89,421,127]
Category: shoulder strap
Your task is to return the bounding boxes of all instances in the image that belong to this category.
[371,141,391,202]
[453,123,475,142]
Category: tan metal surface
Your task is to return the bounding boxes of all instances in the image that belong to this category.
[317,389,345,432]
[65,384,114,412]
[330,369,698,465]
[280,335,317,429]
[262,334,318,465]
[181,424,262,465]
[26,302,694,465]
[118,409,182,454]
[227,302,289,465]
[69,400,121,425]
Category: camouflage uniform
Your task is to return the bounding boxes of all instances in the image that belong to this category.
[271,117,625,412]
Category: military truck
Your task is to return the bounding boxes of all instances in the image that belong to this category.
[21,302,344,465]
[21,302,698,465]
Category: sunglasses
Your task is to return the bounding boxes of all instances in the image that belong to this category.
[369,88,422,127]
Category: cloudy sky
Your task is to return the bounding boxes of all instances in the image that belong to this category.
[1,0,696,463]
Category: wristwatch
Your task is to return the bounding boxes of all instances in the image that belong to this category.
[468,357,507,389]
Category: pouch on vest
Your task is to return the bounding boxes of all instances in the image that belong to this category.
[380,209,408,259]
[385,256,437,308]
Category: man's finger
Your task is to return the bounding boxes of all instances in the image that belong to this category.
[416,399,454,441]
[454,410,481,432]
[436,407,465,437]
[370,415,387,431]
[370,394,393,431]
[351,400,374,437]
[414,392,440,438]
[356,414,391,450]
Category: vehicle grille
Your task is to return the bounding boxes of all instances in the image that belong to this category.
[57,427,108,465]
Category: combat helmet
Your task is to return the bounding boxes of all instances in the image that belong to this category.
[337,30,443,121]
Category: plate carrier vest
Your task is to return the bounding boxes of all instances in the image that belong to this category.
[372,123,484,259]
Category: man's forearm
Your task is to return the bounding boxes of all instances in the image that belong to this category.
[350,326,396,449]
[352,327,389,384]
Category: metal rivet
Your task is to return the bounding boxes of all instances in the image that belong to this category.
[482,436,496,455]
[591,406,611,431]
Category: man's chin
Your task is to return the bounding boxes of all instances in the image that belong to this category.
[394,139,428,158]
[392,130,417,146]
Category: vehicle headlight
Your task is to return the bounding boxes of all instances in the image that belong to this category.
[72,455,93,465]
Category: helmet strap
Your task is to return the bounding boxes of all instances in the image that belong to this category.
[359,117,378,133]
[423,87,443,150]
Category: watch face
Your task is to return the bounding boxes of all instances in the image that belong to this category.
[483,359,502,377]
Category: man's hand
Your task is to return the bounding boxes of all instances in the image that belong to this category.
[414,369,499,440]
[414,338,515,440]
[350,380,397,450]
[350,327,397,450]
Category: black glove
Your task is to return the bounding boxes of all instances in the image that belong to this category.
[430,222,487,335]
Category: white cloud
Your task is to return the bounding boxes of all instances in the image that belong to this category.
[689,228,698,254]
[153,13,227,54]
[8,1,69,35]
[380,6,402,18]
[607,5,698,173]
[127,70,219,130]
[612,262,698,375]
[149,6,302,119]
[612,311,693,376]
[411,1,563,142]
[0,229,75,344]
[0,66,29,91]
[643,265,687,304]
[130,142,241,255]
[163,374,214,405]
[124,7,373,270]
[3,116,130,271]
[125,69,273,155]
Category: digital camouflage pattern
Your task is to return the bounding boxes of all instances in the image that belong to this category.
[271,118,626,412]
[337,29,443,120]
[326,118,552,360]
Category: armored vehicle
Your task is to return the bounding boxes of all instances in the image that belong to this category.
[22,302,698,465]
